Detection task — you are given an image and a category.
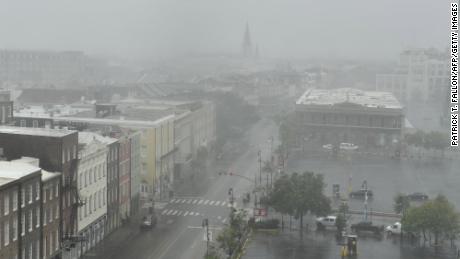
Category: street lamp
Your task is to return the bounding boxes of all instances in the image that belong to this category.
[202,218,210,257]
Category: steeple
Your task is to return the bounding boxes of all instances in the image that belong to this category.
[242,22,253,58]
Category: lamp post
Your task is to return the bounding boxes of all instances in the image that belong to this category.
[202,218,210,257]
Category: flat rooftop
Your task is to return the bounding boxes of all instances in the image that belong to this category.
[0,126,76,137]
[296,88,402,109]
[0,161,41,187]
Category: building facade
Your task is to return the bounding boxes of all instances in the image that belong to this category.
[0,90,13,125]
[41,171,61,259]
[293,88,404,149]
[0,126,81,258]
[0,161,42,259]
[76,132,108,258]
[117,136,131,222]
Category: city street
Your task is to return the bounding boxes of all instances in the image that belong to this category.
[82,118,278,259]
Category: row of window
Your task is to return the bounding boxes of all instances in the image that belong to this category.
[300,113,402,128]
[2,183,41,217]
[62,145,78,164]
[43,229,60,258]
[79,188,106,220]
[79,163,106,190]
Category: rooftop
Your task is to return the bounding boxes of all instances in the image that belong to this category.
[0,161,41,187]
[296,88,402,109]
[0,126,76,137]
[79,131,117,145]
[41,170,61,182]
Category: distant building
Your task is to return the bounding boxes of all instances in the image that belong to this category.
[293,88,404,148]
[0,90,13,125]
[376,48,449,102]
[0,160,42,259]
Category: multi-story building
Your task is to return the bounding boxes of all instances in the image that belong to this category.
[117,135,131,222]
[0,90,13,125]
[376,48,449,103]
[128,131,141,216]
[0,126,81,258]
[293,88,404,148]
[173,101,216,181]
[0,49,86,85]
[41,170,61,259]
[0,160,42,259]
[76,132,108,258]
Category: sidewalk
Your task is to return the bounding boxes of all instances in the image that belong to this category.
[82,213,143,259]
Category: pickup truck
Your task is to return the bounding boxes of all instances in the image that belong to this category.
[351,221,384,235]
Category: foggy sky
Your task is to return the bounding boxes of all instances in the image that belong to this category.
[0,0,451,60]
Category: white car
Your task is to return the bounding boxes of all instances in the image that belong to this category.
[322,144,333,150]
[339,143,359,151]
[385,222,402,235]
[316,215,337,229]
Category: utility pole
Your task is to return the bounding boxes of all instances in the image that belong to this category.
[258,150,262,186]
[362,180,369,222]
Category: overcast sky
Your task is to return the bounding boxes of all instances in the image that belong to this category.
[0,0,451,60]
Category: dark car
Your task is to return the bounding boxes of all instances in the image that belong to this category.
[351,221,384,235]
[407,192,429,201]
[140,214,157,230]
[349,189,373,199]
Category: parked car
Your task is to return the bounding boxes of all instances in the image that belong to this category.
[349,189,373,199]
[140,214,157,230]
[385,222,402,235]
[407,192,429,201]
[322,144,333,150]
[316,215,337,229]
[339,143,359,151]
[351,221,384,235]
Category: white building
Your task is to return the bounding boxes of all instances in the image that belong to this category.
[376,48,449,103]
[76,132,108,258]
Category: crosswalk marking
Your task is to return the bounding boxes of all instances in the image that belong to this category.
[172,210,178,216]
[222,218,227,223]
[177,211,183,216]
[204,200,210,205]
[209,201,215,205]
[187,200,193,204]
[221,202,227,207]
[171,199,177,203]
[198,200,204,205]
[215,201,221,206]
[181,199,187,203]
[184,211,189,216]
[167,210,174,215]
[162,209,169,215]
[193,200,198,204]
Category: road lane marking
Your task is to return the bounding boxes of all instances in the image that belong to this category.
[156,228,188,259]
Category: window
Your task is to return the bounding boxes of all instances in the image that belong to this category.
[36,240,40,259]
[55,183,59,198]
[73,145,77,159]
[43,208,47,226]
[32,120,38,128]
[21,188,25,208]
[55,204,58,219]
[84,199,87,217]
[49,207,53,223]
[20,119,26,127]
[62,150,65,164]
[28,185,33,204]
[28,243,32,259]
[55,230,59,251]
[36,207,40,228]
[67,149,71,162]
[12,217,17,241]
[93,195,96,211]
[12,190,17,211]
[28,211,33,232]
[36,182,40,200]
[4,221,9,246]
[49,187,53,201]
[21,213,25,236]
[89,195,92,214]
[4,193,9,215]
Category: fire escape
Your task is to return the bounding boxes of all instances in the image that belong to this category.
[62,154,86,251]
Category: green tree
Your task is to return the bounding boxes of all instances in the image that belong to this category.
[269,171,331,231]
[402,195,460,246]
[393,193,410,216]
[216,227,239,257]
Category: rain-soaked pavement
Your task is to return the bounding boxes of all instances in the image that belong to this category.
[243,230,458,259]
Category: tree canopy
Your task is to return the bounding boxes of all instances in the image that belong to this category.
[268,171,331,230]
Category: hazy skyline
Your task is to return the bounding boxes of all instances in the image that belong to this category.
[0,0,450,61]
